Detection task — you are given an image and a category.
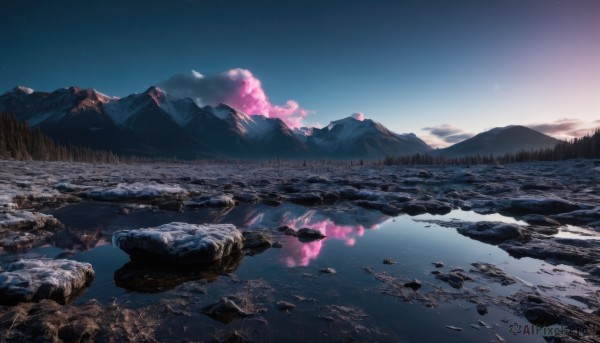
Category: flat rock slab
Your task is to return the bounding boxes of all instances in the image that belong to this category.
[458,221,526,244]
[113,222,243,264]
[0,259,94,305]
[0,210,62,231]
[82,182,188,202]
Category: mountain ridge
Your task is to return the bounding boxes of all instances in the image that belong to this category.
[0,85,562,159]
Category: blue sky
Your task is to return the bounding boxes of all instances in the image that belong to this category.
[1,0,599,146]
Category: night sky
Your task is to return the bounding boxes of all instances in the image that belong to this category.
[2,0,599,146]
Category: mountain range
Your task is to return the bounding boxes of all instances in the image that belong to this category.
[0,86,562,159]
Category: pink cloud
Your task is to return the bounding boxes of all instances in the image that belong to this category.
[160,68,311,128]
[352,112,366,121]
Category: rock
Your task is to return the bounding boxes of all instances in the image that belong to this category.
[296,228,326,240]
[551,209,600,225]
[202,296,254,323]
[521,214,561,227]
[355,200,401,216]
[403,279,422,290]
[277,225,297,236]
[185,195,236,208]
[0,210,62,231]
[470,262,516,285]
[457,221,526,244]
[401,202,428,215]
[502,197,581,215]
[436,271,471,288]
[383,258,396,265]
[476,303,488,315]
[319,268,336,275]
[422,200,453,215]
[0,231,52,251]
[306,175,330,183]
[521,183,553,191]
[233,192,260,204]
[276,300,296,311]
[242,231,273,252]
[112,222,243,264]
[500,238,600,266]
[82,182,188,202]
[158,200,183,212]
[432,261,444,268]
[289,192,323,206]
[445,325,462,331]
[0,259,94,304]
[261,198,282,207]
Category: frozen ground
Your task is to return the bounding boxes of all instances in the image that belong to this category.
[0,159,599,341]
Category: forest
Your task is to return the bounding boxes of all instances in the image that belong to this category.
[1,111,599,165]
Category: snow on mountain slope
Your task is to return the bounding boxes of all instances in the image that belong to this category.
[0,85,432,159]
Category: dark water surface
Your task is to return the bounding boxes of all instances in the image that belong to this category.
[2,201,596,342]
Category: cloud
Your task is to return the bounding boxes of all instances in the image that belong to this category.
[352,112,366,121]
[527,119,580,135]
[159,68,311,128]
[421,124,473,148]
[527,118,599,140]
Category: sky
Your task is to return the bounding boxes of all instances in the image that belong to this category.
[1,0,599,147]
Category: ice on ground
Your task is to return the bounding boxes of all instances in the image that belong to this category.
[112,222,243,264]
[0,259,95,304]
[83,182,189,201]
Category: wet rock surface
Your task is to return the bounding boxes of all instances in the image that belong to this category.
[458,221,527,243]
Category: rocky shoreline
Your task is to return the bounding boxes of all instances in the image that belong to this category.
[0,159,599,341]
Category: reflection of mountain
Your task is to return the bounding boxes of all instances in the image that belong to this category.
[114,253,243,293]
[51,227,106,251]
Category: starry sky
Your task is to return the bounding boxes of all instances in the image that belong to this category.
[2,0,599,146]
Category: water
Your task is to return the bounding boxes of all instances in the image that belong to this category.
[2,201,597,342]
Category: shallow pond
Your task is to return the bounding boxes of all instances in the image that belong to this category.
[2,201,597,342]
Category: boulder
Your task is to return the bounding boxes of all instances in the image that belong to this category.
[0,259,94,304]
[112,222,243,264]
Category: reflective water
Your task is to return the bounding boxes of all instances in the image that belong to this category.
[1,202,598,342]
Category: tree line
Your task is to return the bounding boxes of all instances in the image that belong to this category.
[0,113,119,163]
[382,129,600,165]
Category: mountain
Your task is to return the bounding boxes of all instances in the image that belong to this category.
[294,117,431,158]
[0,85,428,159]
[437,125,562,157]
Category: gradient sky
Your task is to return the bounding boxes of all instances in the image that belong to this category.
[2,0,599,146]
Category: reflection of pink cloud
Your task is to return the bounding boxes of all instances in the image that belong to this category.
[160,68,311,128]
[283,216,376,267]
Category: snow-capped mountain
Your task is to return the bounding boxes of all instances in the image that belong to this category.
[0,85,431,159]
[294,117,432,158]
[436,125,562,157]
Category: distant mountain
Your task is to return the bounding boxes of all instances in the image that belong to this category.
[436,125,562,157]
[294,117,432,158]
[0,85,429,159]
